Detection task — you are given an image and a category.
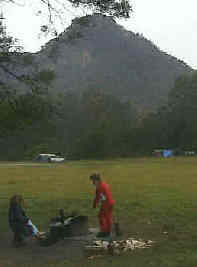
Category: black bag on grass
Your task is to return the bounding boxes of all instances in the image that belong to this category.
[40,209,88,246]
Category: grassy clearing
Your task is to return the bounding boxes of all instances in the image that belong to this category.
[1,157,197,266]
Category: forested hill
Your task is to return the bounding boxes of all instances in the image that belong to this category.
[32,14,192,108]
[1,14,192,109]
[0,14,196,160]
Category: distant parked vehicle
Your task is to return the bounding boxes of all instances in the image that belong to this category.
[34,154,65,163]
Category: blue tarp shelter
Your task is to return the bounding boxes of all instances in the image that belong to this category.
[163,150,173,158]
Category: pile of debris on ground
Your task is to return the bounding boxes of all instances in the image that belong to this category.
[85,238,154,258]
[36,208,154,260]
[39,209,89,246]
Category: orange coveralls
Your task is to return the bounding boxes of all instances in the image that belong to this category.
[93,181,115,233]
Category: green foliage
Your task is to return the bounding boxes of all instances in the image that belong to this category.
[22,54,34,65]
[0,19,22,54]
[0,91,53,137]
[0,15,53,95]
[74,16,92,26]
[67,31,83,42]
[0,87,138,160]
[24,143,51,159]
[0,20,14,53]
[48,44,59,62]
[167,71,197,149]
[3,0,132,40]
[40,14,191,110]
[1,70,197,160]
[68,88,136,158]
[34,69,56,85]
[64,16,90,41]
[134,71,197,152]
[69,0,132,18]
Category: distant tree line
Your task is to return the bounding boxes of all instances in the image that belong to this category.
[139,71,197,153]
[0,70,197,160]
[1,14,197,160]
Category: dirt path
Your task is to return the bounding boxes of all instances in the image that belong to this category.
[0,162,54,167]
[0,232,89,267]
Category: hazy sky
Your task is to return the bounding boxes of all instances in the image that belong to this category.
[1,0,197,69]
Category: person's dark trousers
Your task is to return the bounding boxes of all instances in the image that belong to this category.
[10,223,30,245]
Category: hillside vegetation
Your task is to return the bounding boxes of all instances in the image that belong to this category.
[1,14,192,108]
[0,14,196,161]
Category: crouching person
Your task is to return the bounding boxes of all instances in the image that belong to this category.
[8,195,40,247]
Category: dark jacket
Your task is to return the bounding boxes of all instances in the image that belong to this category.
[9,203,29,229]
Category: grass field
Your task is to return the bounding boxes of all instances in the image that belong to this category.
[1,157,197,267]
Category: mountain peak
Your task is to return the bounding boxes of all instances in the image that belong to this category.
[71,13,116,26]
[42,14,122,48]
[14,14,193,109]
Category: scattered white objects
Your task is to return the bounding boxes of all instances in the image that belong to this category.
[85,237,154,257]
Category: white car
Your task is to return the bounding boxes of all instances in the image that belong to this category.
[34,154,65,163]
[49,155,65,163]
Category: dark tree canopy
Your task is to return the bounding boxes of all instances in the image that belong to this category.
[67,0,132,18]
[3,0,132,22]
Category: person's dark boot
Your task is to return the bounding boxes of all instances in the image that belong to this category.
[96,232,105,238]
[13,239,26,248]
[96,231,111,238]
[114,222,122,236]
[13,233,26,248]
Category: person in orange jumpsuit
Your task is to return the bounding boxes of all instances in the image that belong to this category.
[90,173,115,238]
